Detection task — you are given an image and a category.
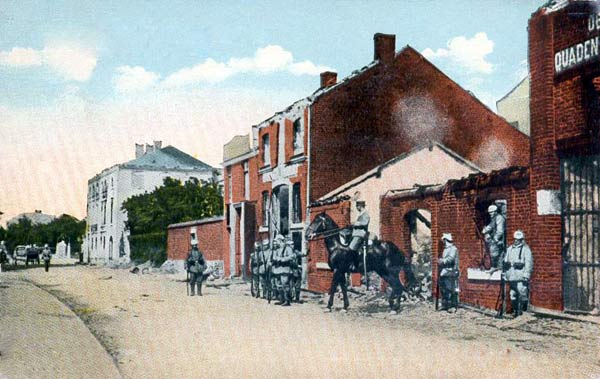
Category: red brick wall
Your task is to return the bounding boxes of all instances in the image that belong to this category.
[307,201,351,292]
[167,219,224,262]
[527,4,600,310]
[380,171,531,311]
[309,47,530,202]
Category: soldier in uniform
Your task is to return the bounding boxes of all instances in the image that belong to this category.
[0,241,7,278]
[259,240,271,300]
[438,233,459,312]
[290,243,304,303]
[185,241,206,296]
[250,242,261,298]
[42,244,52,272]
[275,236,295,306]
[482,204,506,269]
[503,230,533,317]
[271,235,285,304]
[349,200,370,254]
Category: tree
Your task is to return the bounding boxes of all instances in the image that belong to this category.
[122,177,223,264]
[4,214,85,253]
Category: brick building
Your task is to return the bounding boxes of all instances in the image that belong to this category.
[526,0,600,313]
[222,33,529,290]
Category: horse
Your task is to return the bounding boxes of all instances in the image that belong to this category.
[306,212,416,313]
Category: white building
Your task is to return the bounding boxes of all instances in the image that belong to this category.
[84,142,219,263]
[7,210,56,226]
[497,76,530,136]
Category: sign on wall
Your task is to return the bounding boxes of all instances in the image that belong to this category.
[555,12,600,75]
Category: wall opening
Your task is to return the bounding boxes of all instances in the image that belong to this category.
[405,209,432,299]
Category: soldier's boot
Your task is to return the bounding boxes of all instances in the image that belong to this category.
[198,283,203,296]
[282,287,291,306]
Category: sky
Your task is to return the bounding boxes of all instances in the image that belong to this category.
[0,0,542,225]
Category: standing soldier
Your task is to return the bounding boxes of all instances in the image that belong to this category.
[185,241,206,296]
[250,242,261,298]
[503,230,533,317]
[271,235,285,304]
[482,204,506,269]
[438,233,459,312]
[0,241,7,279]
[276,236,295,306]
[42,244,52,272]
[260,240,271,300]
[290,243,303,303]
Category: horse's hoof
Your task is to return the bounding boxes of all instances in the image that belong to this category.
[389,310,397,315]
[325,307,332,313]
[340,309,347,313]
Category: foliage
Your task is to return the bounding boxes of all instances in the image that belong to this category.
[4,214,86,253]
[129,232,167,264]
[122,177,223,264]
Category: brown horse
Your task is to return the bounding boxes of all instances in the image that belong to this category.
[306,212,416,312]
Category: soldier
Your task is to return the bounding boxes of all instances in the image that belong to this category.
[290,243,304,303]
[482,204,506,269]
[275,236,295,306]
[349,200,370,254]
[259,240,271,300]
[271,235,285,304]
[0,241,7,278]
[250,242,261,298]
[438,233,459,312]
[42,244,52,272]
[503,230,533,317]
[185,242,206,296]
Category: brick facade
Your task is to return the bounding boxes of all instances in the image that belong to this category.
[527,2,600,310]
[167,217,224,262]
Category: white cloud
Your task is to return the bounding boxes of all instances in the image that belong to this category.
[114,65,160,93]
[422,32,494,74]
[0,42,98,81]
[161,45,331,88]
[0,47,43,66]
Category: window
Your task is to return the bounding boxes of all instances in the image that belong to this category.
[262,191,269,226]
[293,118,303,154]
[110,198,114,223]
[243,161,249,200]
[227,168,232,203]
[102,201,107,225]
[292,183,302,224]
[262,134,270,166]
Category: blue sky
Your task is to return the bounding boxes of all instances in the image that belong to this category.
[0,0,541,222]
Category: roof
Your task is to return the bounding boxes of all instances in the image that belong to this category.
[123,145,214,171]
[7,211,56,226]
[223,135,251,162]
[318,142,482,201]
[168,216,225,229]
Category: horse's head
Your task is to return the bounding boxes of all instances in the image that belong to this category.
[305,212,338,240]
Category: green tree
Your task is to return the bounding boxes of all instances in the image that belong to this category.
[4,214,85,253]
[122,177,223,264]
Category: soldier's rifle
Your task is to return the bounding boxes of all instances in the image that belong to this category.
[435,239,443,311]
[473,215,493,270]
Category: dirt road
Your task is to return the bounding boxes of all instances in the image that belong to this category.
[5,266,599,379]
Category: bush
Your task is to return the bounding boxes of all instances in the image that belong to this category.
[129,232,167,265]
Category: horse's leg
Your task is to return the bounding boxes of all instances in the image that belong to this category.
[340,273,350,310]
[326,271,339,310]
[387,271,404,312]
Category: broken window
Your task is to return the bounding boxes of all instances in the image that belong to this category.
[293,118,303,155]
[475,199,507,270]
[262,191,269,227]
[262,134,270,166]
[292,183,302,224]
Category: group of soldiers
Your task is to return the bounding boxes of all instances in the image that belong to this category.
[249,234,304,306]
[0,241,52,272]
[437,204,534,317]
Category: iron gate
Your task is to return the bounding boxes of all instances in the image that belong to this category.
[561,155,600,313]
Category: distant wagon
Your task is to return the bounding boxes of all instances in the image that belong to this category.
[14,245,41,266]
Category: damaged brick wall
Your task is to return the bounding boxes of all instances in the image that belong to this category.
[309,46,530,202]
[380,169,531,311]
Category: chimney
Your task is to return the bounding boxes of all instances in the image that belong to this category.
[374,33,396,64]
[153,140,163,150]
[145,143,154,154]
[135,143,144,158]
[320,71,337,88]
